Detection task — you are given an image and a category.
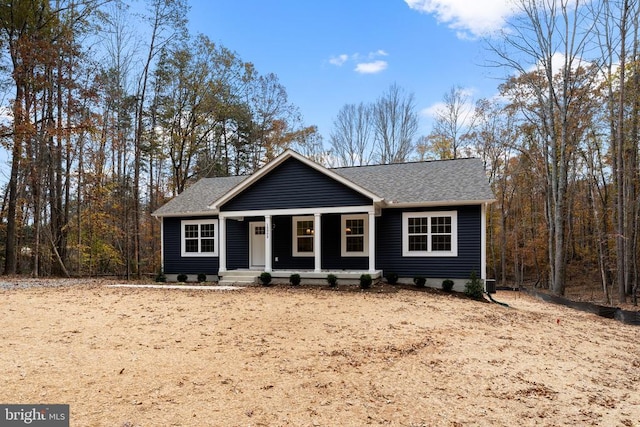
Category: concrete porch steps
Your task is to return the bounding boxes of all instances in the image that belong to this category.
[218,270,258,285]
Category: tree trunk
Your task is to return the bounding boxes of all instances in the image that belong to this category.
[616,0,629,304]
[3,80,25,275]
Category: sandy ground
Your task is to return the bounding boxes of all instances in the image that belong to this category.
[1,279,639,427]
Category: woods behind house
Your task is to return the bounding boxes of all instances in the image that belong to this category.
[0,0,639,304]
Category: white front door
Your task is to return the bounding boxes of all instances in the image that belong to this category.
[250,222,266,268]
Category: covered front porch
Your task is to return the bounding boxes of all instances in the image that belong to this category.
[218,205,380,282]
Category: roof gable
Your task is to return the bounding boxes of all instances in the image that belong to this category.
[211,150,382,210]
[220,156,374,211]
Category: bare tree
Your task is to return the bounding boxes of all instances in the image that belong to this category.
[489,0,600,295]
[131,0,187,278]
[373,83,418,164]
[248,72,299,169]
[472,98,519,285]
[289,124,325,164]
[426,85,476,159]
[329,102,374,166]
[594,0,640,303]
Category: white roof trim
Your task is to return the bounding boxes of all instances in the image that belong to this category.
[384,199,496,208]
[219,205,375,218]
[209,149,383,210]
[152,210,219,218]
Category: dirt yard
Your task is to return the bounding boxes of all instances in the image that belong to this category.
[1,279,639,426]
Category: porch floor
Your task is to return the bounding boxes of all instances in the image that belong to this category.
[218,269,382,285]
[267,269,382,280]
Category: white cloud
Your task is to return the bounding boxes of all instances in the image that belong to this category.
[421,101,473,120]
[329,54,349,66]
[421,103,445,119]
[405,0,517,38]
[355,60,388,74]
[529,52,595,76]
[329,50,390,74]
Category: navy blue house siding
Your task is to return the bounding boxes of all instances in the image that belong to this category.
[162,206,482,277]
[269,214,368,270]
[221,157,372,211]
[321,214,368,270]
[272,216,314,269]
[163,216,219,275]
[226,217,252,270]
[376,205,482,279]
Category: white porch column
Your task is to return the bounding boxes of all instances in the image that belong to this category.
[368,212,376,272]
[160,218,164,273]
[218,215,226,273]
[265,215,272,272]
[314,213,321,272]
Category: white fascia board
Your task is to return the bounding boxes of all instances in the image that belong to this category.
[209,149,383,210]
[151,210,220,218]
[384,199,496,208]
[220,205,375,218]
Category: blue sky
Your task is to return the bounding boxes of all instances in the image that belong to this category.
[0,1,519,184]
[187,0,518,141]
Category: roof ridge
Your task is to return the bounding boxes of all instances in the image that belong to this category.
[330,157,480,171]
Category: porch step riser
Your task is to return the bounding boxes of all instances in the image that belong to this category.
[219,281,256,285]
[219,273,258,285]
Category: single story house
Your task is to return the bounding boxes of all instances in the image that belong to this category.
[152,149,495,291]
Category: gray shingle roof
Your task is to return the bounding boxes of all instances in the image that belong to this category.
[334,158,494,205]
[152,157,494,217]
[152,175,246,217]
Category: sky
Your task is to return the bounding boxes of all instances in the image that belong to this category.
[0,0,522,184]
[187,0,520,141]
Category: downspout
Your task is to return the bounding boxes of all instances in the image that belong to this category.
[481,202,487,283]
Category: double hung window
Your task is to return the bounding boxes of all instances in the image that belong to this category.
[293,216,314,256]
[181,219,218,257]
[341,214,368,257]
[402,211,457,257]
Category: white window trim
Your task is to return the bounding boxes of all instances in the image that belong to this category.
[341,214,369,257]
[292,216,315,256]
[402,211,457,257]
[181,219,219,257]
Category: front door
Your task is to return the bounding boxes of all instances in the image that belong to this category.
[250,222,266,269]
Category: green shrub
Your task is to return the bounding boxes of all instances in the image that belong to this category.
[385,272,399,285]
[464,271,484,299]
[177,273,188,283]
[289,273,301,286]
[155,269,166,283]
[413,276,426,288]
[326,274,338,287]
[197,273,207,283]
[442,279,454,292]
[259,272,272,286]
[359,274,372,289]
